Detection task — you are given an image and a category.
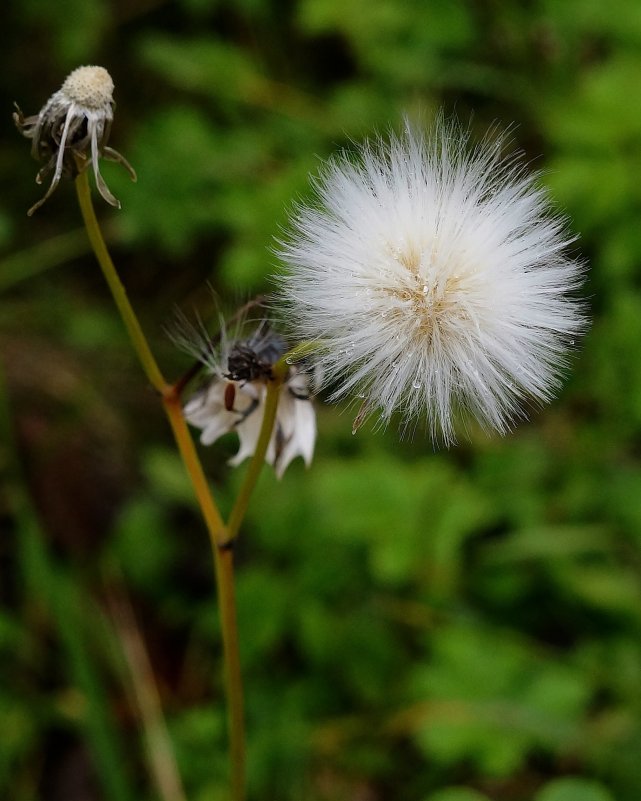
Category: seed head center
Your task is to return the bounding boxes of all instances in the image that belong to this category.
[379,244,465,340]
[62,66,114,110]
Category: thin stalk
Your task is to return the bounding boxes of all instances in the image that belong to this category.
[74,171,246,801]
[74,169,167,394]
[217,548,244,800]
[162,389,246,801]
[225,361,287,543]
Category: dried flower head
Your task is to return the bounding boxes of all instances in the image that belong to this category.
[178,317,316,479]
[14,65,136,215]
[277,120,586,444]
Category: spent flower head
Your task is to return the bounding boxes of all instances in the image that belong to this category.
[277,119,586,444]
[177,315,316,479]
[14,65,136,215]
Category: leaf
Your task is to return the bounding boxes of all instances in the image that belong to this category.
[407,622,591,775]
[534,777,615,801]
[425,789,493,801]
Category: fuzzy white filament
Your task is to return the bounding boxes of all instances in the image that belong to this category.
[277,120,585,443]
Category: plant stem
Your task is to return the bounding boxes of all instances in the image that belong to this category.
[225,361,287,543]
[74,170,167,394]
[161,389,246,801]
[217,548,245,800]
[75,171,246,801]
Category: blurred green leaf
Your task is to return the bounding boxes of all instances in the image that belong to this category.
[22,0,108,63]
[407,622,591,775]
[112,497,175,592]
[142,446,196,506]
[534,776,615,801]
[425,789,493,801]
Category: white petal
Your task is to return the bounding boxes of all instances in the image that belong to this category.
[184,371,316,477]
[273,398,316,479]
[228,409,264,467]
[200,413,236,446]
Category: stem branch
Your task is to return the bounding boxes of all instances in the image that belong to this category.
[226,362,287,543]
[75,171,246,801]
[162,391,245,801]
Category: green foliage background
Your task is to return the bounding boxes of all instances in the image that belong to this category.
[1,1,640,799]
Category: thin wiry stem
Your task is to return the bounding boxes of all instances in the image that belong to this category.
[161,387,246,801]
[74,168,167,394]
[225,359,288,543]
[75,169,246,801]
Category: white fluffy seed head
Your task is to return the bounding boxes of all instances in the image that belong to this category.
[277,119,586,444]
[61,66,114,110]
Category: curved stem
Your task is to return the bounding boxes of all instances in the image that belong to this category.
[75,170,167,394]
[225,361,287,543]
[75,172,246,801]
[162,391,245,801]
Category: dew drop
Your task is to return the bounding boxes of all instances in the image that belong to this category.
[412,380,422,389]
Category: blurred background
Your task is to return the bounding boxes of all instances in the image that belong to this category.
[1,1,640,800]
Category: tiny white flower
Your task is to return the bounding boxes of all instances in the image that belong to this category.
[181,322,316,479]
[277,119,586,443]
[14,65,136,215]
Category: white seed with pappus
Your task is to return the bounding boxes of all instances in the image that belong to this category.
[277,120,586,444]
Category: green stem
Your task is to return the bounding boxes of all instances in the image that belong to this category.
[225,361,287,543]
[74,170,167,394]
[279,339,324,363]
[74,172,246,801]
[162,390,246,801]
[218,549,245,800]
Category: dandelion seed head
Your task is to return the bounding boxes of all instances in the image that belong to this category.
[277,119,586,444]
[61,66,114,110]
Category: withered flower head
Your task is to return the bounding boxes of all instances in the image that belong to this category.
[175,316,317,479]
[14,65,136,215]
